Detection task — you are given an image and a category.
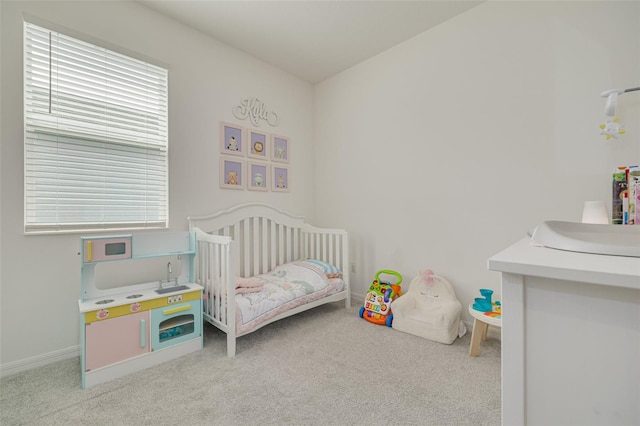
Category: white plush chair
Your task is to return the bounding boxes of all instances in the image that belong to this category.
[391,273,462,344]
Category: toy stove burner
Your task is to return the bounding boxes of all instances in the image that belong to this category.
[126,294,143,299]
[95,299,114,305]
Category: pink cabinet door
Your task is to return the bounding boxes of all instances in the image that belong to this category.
[85,311,149,371]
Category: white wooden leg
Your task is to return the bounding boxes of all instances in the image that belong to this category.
[227,333,236,357]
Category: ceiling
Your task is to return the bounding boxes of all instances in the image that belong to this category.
[139,0,483,84]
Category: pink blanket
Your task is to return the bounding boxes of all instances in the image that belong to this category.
[235,276,264,294]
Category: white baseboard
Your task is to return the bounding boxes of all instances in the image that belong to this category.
[351,291,365,305]
[0,346,80,378]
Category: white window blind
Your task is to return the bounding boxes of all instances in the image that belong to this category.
[24,22,168,233]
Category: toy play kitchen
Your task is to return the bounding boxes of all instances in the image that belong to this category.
[78,231,203,389]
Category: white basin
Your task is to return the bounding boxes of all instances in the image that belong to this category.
[529,221,640,258]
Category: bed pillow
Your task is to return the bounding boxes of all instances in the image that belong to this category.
[297,259,343,279]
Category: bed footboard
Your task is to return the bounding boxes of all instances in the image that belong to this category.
[193,229,237,357]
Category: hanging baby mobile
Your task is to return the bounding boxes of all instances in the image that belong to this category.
[599,86,639,140]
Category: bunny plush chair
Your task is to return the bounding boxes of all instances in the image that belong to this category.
[390,271,462,344]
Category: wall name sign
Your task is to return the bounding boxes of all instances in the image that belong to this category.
[233,97,279,127]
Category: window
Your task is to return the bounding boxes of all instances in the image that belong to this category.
[24,22,168,234]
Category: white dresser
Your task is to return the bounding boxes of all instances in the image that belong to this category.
[489,238,640,425]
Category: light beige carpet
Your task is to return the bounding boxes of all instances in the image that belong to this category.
[0,303,501,425]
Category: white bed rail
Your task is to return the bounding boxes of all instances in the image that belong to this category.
[189,203,349,282]
[302,224,350,307]
[193,229,237,356]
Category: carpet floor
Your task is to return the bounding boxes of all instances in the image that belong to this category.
[0,303,501,425]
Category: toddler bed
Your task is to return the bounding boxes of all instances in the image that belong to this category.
[188,203,350,356]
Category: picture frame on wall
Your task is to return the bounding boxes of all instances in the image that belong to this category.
[220,122,245,157]
[248,162,269,191]
[220,158,244,189]
[271,165,289,192]
[271,134,289,163]
[248,129,268,160]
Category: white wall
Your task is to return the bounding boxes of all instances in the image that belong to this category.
[314,1,639,320]
[1,0,639,373]
[0,1,315,370]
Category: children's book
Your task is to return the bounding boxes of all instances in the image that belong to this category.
[628,165,640,225]
[612,166,627,225]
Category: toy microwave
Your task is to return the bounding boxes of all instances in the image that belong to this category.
[82,235,132,262]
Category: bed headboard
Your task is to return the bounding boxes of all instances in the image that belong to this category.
[188,203,349,280]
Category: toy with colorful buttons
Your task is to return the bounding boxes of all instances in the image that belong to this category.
[359,269,403,327]
[473,288,501,319]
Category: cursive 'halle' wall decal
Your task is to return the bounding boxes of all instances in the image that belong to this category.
[233,97,279,127]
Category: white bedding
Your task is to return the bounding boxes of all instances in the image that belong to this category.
[235,261,345,335]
